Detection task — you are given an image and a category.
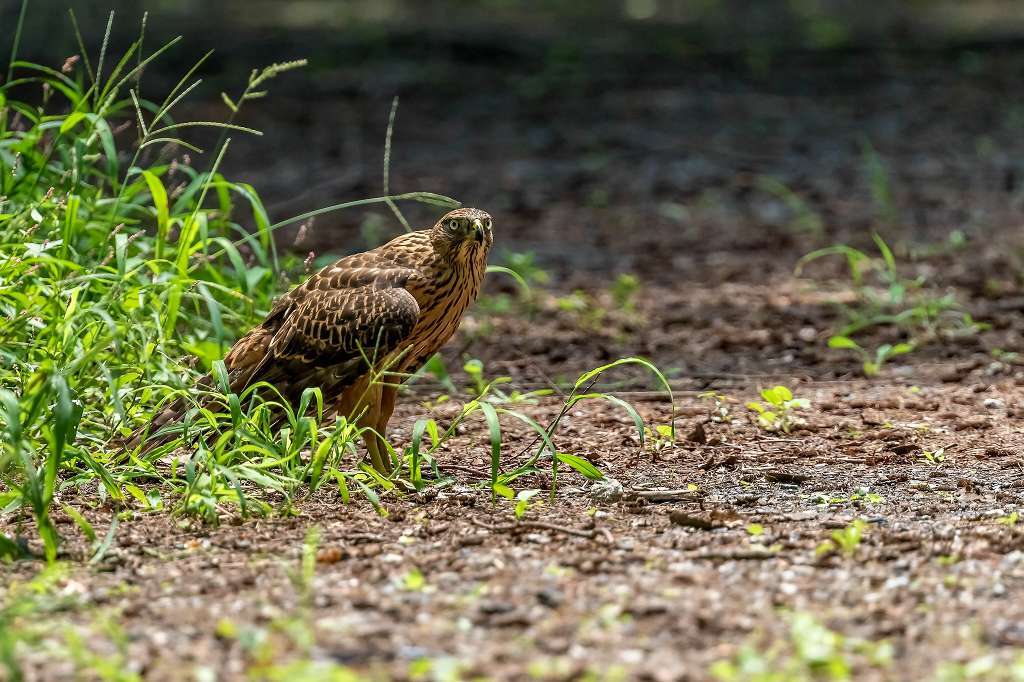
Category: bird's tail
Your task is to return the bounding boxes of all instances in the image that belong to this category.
[113,328,274,453]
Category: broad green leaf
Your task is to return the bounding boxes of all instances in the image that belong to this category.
[828,335,861,350]
[556,453,604,481]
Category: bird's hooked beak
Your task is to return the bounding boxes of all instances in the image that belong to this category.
[471,218,485,244]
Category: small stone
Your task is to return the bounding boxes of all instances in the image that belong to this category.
[591,477,624,503]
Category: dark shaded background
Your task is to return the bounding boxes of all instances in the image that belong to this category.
[7,0,1024,285]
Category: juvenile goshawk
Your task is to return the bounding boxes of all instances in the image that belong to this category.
[131,207,493,472]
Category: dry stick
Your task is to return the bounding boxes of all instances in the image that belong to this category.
[470,516,611,543]
[631,488,704,502]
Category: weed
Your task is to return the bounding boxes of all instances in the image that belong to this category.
[921,447,946,466]
[401,357,671,500]
[610,272,640,312]
[644,423,677,452]
[755,175,824,238]
[550,274,643,337]
[934,654,1024,682]
[996,511,1019,527]
[699,390,736,423]
[797,231,986,375]
[816,518,867,558]
[0,13,457,557]
[860,138,898,229]
[827,337,913,376]
[475,250,549,320]
[710,611,892,681]
[556,289,605,329]
[747,386,809,433]
[512,488,542,519]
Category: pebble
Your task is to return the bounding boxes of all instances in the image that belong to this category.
[590,477,624,503]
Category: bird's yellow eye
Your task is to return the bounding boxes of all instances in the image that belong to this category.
[447,219,460,231]
[484,218,492,229]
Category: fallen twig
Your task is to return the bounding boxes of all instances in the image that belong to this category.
[469,517,612,543]
[631,488,704,502]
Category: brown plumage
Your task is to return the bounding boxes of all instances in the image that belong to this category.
[130,207,493,472]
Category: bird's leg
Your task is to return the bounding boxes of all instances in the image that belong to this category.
[375,383,399,464]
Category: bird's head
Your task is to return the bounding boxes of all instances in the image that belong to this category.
[431,207,493,261]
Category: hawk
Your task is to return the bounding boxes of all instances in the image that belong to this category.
[132,207,493,472]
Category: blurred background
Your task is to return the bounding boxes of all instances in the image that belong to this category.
[7,0,1023,269]
[7,0,1024,379]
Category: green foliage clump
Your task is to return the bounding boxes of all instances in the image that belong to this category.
[797,232,986,376]
[746,385,809,433]
[0,13,456,561]
[0,11,674,576]
[710,611,893,682]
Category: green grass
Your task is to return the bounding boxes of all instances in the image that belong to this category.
[796,232,986,375]
[0,9,674,583]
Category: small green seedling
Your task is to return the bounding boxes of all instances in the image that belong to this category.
[755,175,825,237]
[611,273,641,312]
[399,568,427,592]
[514,489,542,519]
[997,511,1019,527]
[816,518,867,558]
[644,424,676,452]
[921,447,946,466]
[828,336,914,377]
[747,386,809,433]
[699,390,736,423]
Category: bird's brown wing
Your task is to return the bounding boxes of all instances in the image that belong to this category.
[251,284,420,388]
[226,262,423,390]
[124,270,420,451]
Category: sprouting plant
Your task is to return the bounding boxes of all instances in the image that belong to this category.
[501,251,551,287]
[860,137,898,229]
[463,358,499,397]
[797,232,975,357]
[699,390,736,423]
[644,424,676,452]
[756,175,825,237]
[476,251,549,318]
[460,358,551,405]
[398,568,427,592]
[555,289,606,330]
[921,447,946,466]
[816,519,868,558]
[996,511,1019,527]
[402,357,671,500]
[513,489,541,519]
[747,386,809,433]
[710,611,893,681]
[611,273,641,312]
[827,336,914,377]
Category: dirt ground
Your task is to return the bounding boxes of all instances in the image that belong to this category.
[7,38,1024,682]
[8,279,1024,680]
